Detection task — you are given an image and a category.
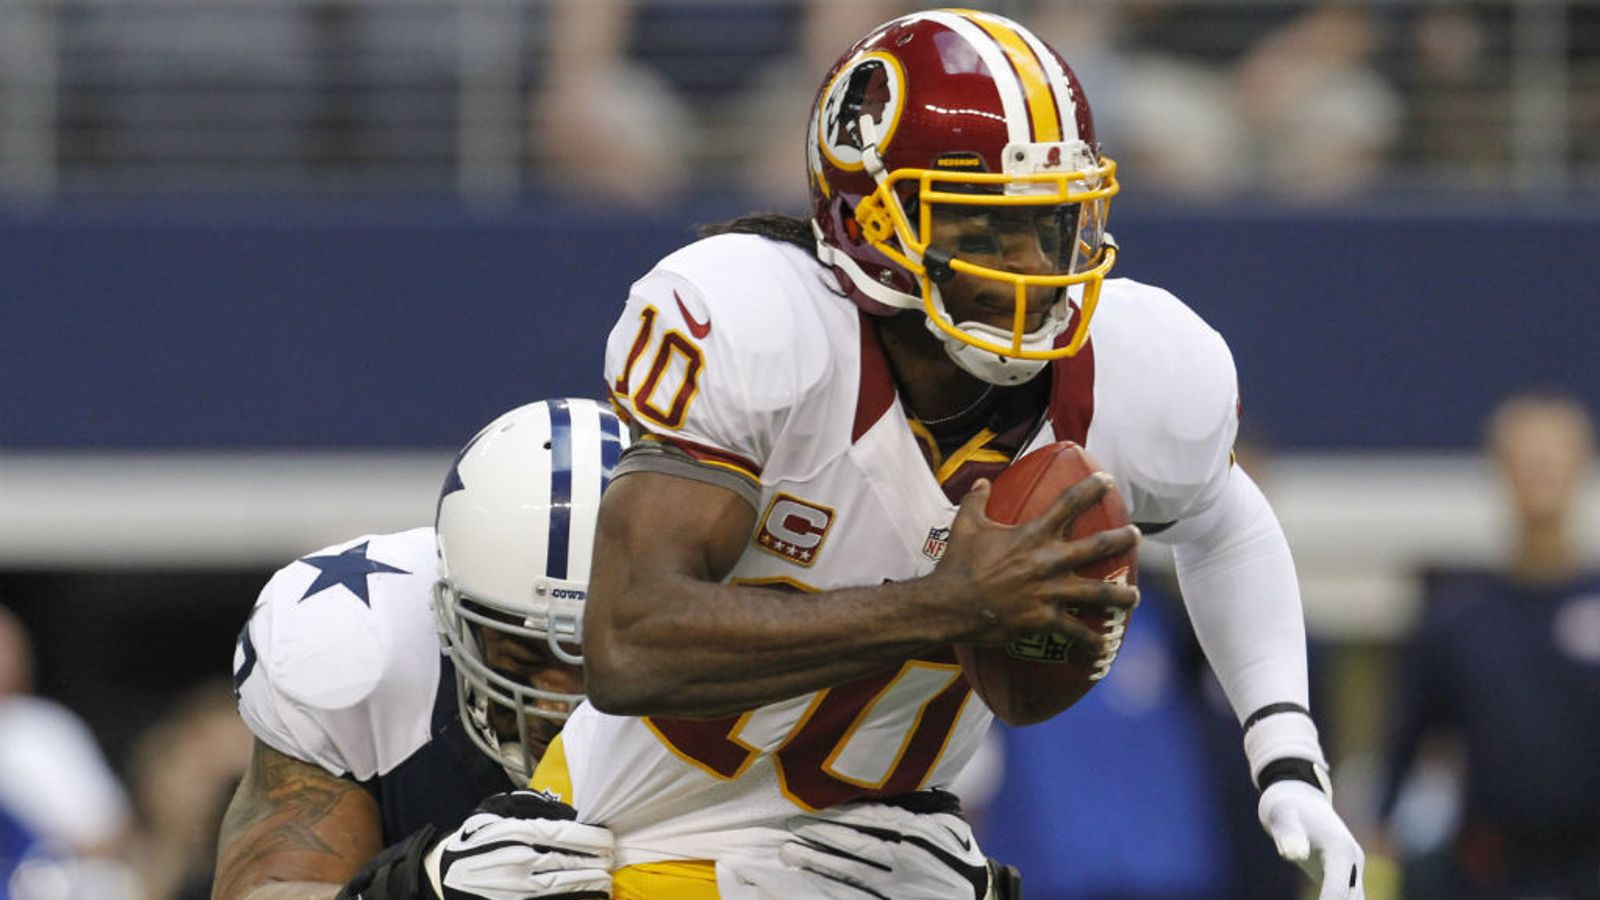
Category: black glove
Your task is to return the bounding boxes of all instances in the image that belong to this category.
[987,859,1022,900]
[337,824,438,900]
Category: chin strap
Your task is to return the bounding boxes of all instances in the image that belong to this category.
[938,339,1048,385]
[929,296,1064,386]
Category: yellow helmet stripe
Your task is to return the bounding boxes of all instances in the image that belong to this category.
[1012,23,1083,143]
[957,10,1062,143]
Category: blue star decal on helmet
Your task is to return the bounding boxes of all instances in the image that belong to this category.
[436,424,491,523]
[297,541,409,607]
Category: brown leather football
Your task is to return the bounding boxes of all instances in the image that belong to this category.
[954,441,1137,726]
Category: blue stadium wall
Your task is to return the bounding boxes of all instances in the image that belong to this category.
[5,200,1594,451]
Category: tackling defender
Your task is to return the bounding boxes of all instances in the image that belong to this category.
[213,399,621,900]
[214,398,982,900]
[548,9,1365,900]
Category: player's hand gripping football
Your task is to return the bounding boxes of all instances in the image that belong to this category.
[781,791,1019,900]
[1259,780,1366,900]
[337,789,614,900]
[932,473,1139,650]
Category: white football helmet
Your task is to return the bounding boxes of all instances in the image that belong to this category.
[433,398,628,783]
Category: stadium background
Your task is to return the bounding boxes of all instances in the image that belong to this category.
[2,1,1598,897]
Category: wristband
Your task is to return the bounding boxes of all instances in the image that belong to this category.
[1255,756,1333,797]
[1241,702,1327,785]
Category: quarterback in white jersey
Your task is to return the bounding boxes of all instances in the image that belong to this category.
[557,9,1366,900]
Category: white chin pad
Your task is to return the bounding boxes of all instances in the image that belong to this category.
[922,289,1069,386]
[936,326,1049,385]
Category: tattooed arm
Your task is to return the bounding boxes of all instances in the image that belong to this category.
[212,739,384,900]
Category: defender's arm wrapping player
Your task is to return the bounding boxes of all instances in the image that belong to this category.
[211,398,965,900]
[556,9,1363,900]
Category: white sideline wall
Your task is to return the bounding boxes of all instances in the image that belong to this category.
[2,452,1597,642]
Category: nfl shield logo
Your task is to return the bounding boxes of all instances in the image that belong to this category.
[922,526,951,561]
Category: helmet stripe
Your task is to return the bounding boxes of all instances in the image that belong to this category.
[961,11,1062,143]
[599,401,625,485]
[920,11,1029,144]
[546,398,573,580]
[559,397,624,583]
[1012,23,1082,143]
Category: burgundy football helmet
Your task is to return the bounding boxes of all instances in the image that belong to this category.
[807,9,1119,385]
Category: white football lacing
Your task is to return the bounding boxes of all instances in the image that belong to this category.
[1087,606,1128,682]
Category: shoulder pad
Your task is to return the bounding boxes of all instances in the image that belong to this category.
[234,527,442,779]
[649,235,835,379]
[1084,279,1240,525]
[605,234,847,477]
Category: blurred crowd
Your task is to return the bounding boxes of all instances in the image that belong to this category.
[0,607,251,900]
[6,0,1599,204]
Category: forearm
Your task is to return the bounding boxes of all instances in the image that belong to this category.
[213,743,382,900]
[1166,471,1370,895]
[588,573,969,716]
[1169,469,1332,787]
[1168,469,1312,724]
[588,468,1139,717]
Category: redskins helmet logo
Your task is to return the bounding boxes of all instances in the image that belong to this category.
[816,51,906,172]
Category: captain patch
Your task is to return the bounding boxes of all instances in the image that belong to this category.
[755,493,836,567]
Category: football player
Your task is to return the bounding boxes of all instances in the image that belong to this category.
[213,399,988,900]
[557,9,1365,900]
[213,399,620,900]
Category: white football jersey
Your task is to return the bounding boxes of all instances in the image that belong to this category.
[552,233,1239,867]
[234,527,444,780]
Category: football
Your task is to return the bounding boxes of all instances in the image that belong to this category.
[954,441,1137,726]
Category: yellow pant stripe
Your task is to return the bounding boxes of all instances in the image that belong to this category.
[614,860,719,900]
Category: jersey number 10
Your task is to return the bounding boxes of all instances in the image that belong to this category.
[647,656,973,811]
[613,305,705,430]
